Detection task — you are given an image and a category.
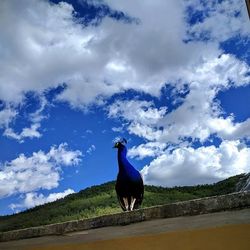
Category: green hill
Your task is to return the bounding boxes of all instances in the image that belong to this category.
[0,174,244,233]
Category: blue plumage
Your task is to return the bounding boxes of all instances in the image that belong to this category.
[114,139,144,211]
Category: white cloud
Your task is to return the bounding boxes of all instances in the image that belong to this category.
[108,100,167,141]
[108,100,167,125]
[48,143,82,165]
[128,142,166,160]
[112,127,123,132]
[0,0,249,111]
[0,0,248,125]
[1,95,48,142]
[0,0,98,104]
[0,0,224,109]
[186,0,250,42]
[86,144,96,155]
[208,117,250,141]
[0,105,17,128]
[108,54,250,144]
[141,140,250,187]
[10,189,75,212]
[3,123,42,142]
[180,54,250,89]
[29,95,48,123]
[0,143,82,198]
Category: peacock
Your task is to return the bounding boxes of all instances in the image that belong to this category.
[114,138,144,211]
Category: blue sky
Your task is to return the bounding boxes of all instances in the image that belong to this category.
[0,0,250,215]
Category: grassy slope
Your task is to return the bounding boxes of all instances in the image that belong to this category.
[0,174,243,232]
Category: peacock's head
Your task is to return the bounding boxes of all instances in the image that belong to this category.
[113,138,127,149]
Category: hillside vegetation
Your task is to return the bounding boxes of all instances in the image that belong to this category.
[0,174,243,232]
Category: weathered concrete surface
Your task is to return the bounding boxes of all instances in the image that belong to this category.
[0,191,250,242]
[238,173,250,191]
[0,209,250,250]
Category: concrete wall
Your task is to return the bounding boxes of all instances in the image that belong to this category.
[1,191,250,242]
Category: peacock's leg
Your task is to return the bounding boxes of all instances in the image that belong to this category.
[123,197,129,211]
[130,197,136,211]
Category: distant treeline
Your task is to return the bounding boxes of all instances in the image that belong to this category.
[0,174,243,232]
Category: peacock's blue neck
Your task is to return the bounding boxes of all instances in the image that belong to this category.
[117,146,132,172]
[117,145,141,181]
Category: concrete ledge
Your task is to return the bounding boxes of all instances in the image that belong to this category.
[1,191,250,242]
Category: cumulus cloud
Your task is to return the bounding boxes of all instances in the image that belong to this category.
[141,140,250,187]
[0,0,229,110]
[1,95,48,142]
[0,0,248,109]
[3,123,42,142]
[0,0,103,105]
[9,189,75,212]
[128,142,166,160]
[0,143,82,198]
[0,105,17,128]
[186,0,250,42]
[108,100,168,141]
[108,100,167,125]
[108,54,250,144]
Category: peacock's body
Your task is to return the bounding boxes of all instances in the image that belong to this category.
[114,139,144,211]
